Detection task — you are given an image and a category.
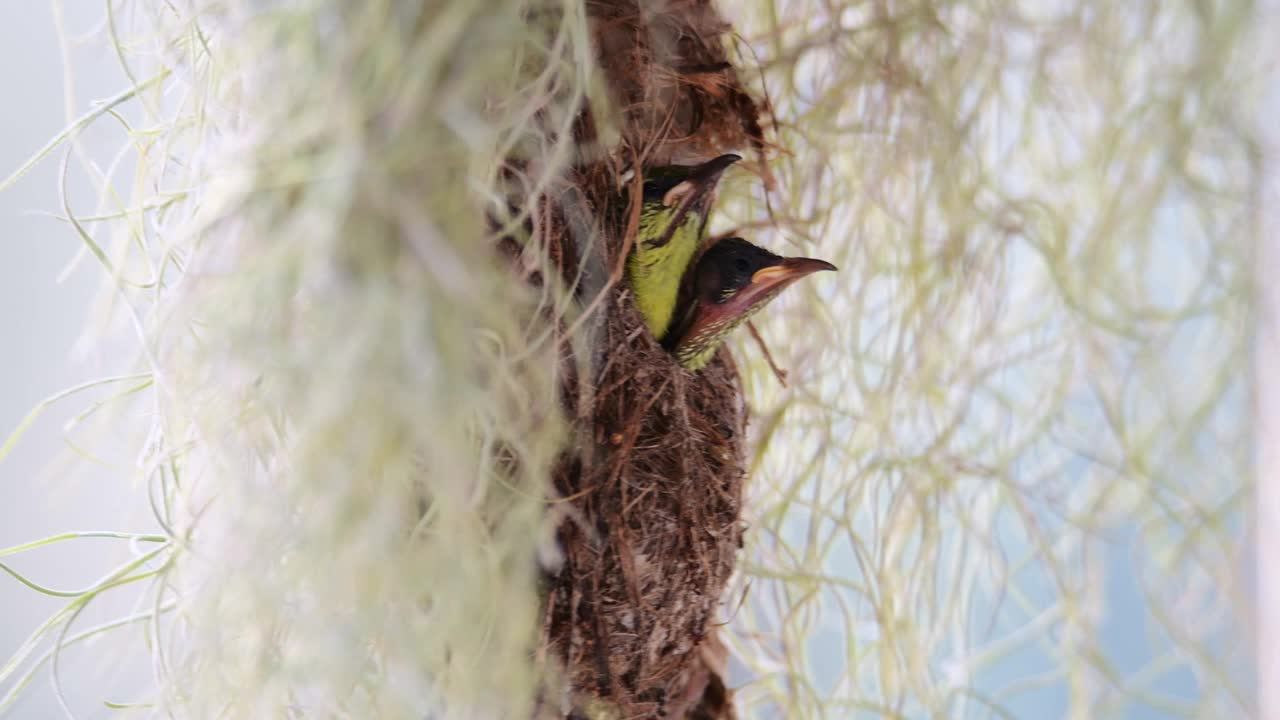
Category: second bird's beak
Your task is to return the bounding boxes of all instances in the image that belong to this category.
[728,256,838,315]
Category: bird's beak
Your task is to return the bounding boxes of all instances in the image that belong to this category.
[750,257,838,286]
[747,253,834,298]
[727,255,838,313]
[689,153,743,186]
[661,153,742,209]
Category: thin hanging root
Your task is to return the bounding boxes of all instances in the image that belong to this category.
[747,320,787,387]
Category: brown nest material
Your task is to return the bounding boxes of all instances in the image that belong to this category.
[587,0,770,169]
[541,284,748,718]
[506,1,770,717]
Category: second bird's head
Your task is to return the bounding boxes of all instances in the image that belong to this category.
[668,237,837,370]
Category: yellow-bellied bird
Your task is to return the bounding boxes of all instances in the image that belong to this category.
[666,237,836,370]
[626,154,741,340]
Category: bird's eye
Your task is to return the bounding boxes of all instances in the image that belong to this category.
[733,257,751,274]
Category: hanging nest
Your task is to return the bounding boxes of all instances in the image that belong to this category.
[500,1,770,717]
[540,268,748,719]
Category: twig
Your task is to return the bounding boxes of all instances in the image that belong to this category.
[746,321,788,387]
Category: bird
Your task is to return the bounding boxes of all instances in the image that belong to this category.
[665,237,836,370]
[626,153,741,340]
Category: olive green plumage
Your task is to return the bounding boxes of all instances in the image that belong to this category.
[666,237,837,370]
[625,154,740,340]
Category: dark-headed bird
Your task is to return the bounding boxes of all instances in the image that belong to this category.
[666,237,836,370]
[626,154,741,340]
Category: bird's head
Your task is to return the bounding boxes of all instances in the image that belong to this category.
[632,154,741,248]
[669,237,837,369]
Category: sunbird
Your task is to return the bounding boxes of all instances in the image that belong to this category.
[626,154,741,340]
[665,237,837,370]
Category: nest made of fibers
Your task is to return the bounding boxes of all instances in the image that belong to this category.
[520,2,771,717]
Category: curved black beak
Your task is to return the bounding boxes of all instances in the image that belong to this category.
[664,153,742,207]
[688,153,743,185]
